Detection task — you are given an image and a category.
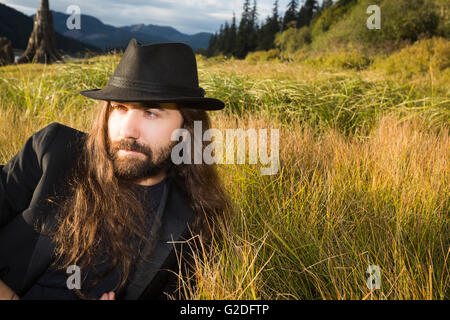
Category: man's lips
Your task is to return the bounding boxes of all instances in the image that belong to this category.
[118,149,144,155]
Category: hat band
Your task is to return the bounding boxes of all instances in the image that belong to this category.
[108,76,205,97]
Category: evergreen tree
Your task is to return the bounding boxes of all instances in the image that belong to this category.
[322,0,333,10]
[206,32,217,57]
[236,0,253,58]
[257,0,281,50]
[283,0,299,30]
[297,0,318,28]
[228,13,238,56]
[222,21,231,56]
[269,0,281,35]
[216,24,225,53]
[257,17,272,51]
[249,0,259,52]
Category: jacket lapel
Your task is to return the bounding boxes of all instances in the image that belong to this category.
[22,226,55,293]
[21,202,58,294]
[119,176,196,300]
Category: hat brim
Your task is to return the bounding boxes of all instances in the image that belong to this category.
[80,85,225,111]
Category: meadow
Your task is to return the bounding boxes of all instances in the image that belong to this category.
[0,38,448,299]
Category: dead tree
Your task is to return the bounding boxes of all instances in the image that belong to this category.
[0,37,14,66]
[17,0,61,64]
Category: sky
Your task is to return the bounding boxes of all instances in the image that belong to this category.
[0,0,303,35]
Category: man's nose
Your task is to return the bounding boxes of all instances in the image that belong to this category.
[120,110,141,139]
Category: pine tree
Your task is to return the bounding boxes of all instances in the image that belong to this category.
[222,21,232,56]
[236,0,252,58]
[228,13,237,56]
[297,0,318,28]
[249,0,259,52]
[270,0,281,35]
[257,0,281,50]
[283,0,299,30]
[322,0,333,10]
[257,17,271,51]
[216,24,225,53]
[206,32,217,57]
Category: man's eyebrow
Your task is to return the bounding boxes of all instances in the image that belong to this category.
[111,102,166,111]
[144,105,166,112]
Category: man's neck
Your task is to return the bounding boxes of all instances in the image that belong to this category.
[134,169,168,186]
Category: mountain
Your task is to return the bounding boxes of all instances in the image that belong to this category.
[0,3,102,55]
[1,2,213,54]
[121,24,212,50]
[50,12,212,51]
[49,11,171,51]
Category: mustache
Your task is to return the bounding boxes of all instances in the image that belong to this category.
[109,139,152,157]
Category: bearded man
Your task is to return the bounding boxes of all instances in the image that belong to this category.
[0,39,230,300]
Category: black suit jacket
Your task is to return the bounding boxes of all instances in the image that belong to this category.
[0,122,196,299]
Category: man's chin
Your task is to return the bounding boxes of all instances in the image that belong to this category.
[113,160,167,181]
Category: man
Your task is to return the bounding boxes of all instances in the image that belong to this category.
[0,39,230,300]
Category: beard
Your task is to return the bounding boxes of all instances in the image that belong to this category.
[107,137,175,181]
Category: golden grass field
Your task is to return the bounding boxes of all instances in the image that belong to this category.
[0,38,449,299]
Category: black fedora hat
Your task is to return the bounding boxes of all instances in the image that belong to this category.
[80,39,224,110]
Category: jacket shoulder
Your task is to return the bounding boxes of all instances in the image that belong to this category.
[35,122,84,136]
[33,122,86,158]
[44,122,84,135]
[33,122,84,144]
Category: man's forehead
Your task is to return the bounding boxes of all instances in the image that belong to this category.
[109,101,177,109]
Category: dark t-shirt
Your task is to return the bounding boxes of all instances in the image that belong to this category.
[21,177,166,300]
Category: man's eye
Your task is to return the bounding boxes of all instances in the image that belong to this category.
[112,104,126,111]
[145,110,158,118]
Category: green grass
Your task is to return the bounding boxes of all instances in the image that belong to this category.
[0,47,448,299]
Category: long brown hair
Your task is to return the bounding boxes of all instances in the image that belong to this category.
[49,101,231,299]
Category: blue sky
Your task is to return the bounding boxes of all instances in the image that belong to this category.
[1,0,303,35]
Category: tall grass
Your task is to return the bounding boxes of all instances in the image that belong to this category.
[0,48,448,299]
[180,113,449,299]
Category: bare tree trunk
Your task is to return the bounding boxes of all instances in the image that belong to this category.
[16,0,61,64]
[0,37,14,66]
